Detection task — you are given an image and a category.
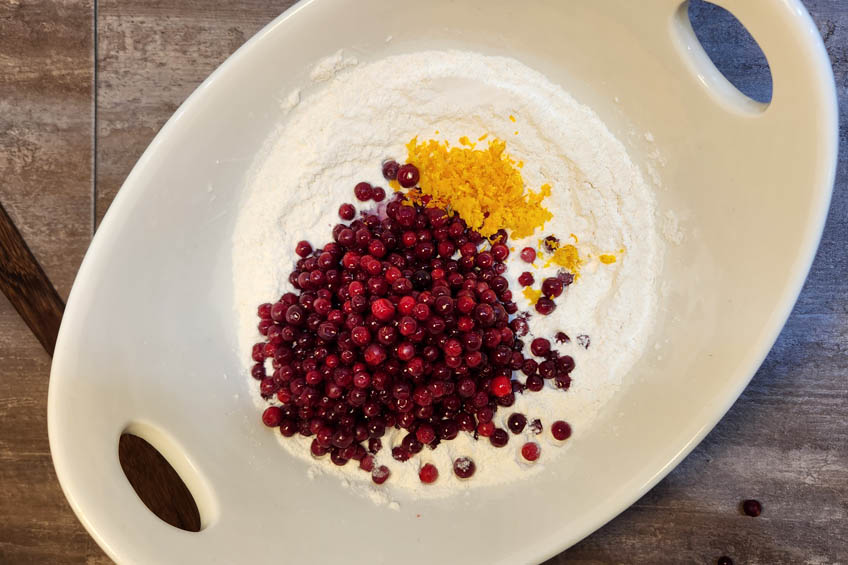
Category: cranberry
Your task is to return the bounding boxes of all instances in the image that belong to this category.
[338,203,355,220]
[371,298,395,321]
[521,442,541,461]
[477,421,495,437]
[535,297,556,315]
[518,272,534,287]
[262,406,283,427]
[530,337,550,357]
[368,438,382,454]
[354,182,373,201]
[372,186,386,202]
[371,465,391,484]
[295,240,312,258]
[489,428,509,447]
[416,424,436,444]
[397,164,420,188]
[551,420,572,441]
[453,456,476,479]
[526,376,544,391]
[491,376,512,397]
[491,244,509,262]
[541,277,563,298]
[742,499,762,517]
[381,160,399,180]
[507,413,527,434]
[364,343,386,365]
[419,463,439,484]
[520,247,536,262]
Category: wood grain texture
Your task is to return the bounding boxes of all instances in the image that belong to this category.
[0,202,65,355]
[0,1,100,563]
[0,0,844,563]
[0,0,94,299]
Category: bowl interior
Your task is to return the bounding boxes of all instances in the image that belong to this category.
[48,1,836,563]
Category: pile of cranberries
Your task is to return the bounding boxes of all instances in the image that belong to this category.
[252,165,575,484]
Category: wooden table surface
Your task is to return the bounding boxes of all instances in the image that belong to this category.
[1,1,845,563]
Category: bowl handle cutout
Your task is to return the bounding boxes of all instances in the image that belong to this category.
[672,0,834,116]
[119,421,220,532]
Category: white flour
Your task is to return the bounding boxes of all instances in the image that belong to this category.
[232,50,661,505]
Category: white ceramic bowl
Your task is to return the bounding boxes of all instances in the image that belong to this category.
[48,1,837,563]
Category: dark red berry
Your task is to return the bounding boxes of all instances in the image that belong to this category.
[541,277,563,298]
[742,499,762,517]
[262,406,283,427]
[354,182,373,201]
[453,456,476,479]
[397,164,420,188]
[371,465,390,484]
[507,413,527,434]
[295,240,312,258]
[535,297,556,315]
[372,186,386,202]
[551,420,572,441]
[490,428,509,447]
[518,272,534,287]
[382,160,400,181]
[530,337,550,357]
[339,203,355,220]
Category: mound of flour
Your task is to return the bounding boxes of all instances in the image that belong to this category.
[232,50,661,504]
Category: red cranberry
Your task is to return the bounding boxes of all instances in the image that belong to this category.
[518,272,534,287]
[491,376,511,397]
[477,421,495,437]
[371,298,395,321]
[372,186,386,202]
[419,463,439,484]
[382,160,400,180]
[364,343,386,366]
[521,442,541,461]
[554,374,571,390]
[520,247,536,262]
[391,446,410,462]
[530,337,550,357]
[551,420,572,441]
[541,277,563,298]
[416,423,436,445]
[295,240,313,258]
[535,297,556,315]
[489,428,509,447]
[354,182,373,201]
[507,413,527,434]
[371,465,391,484]
[526,376,544,391]
[262,406,283,427]
[742,499,762,517]
[453,456,476,479]
[491,244,509,261]
[397,164,420,188]
[338,203,355,220]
